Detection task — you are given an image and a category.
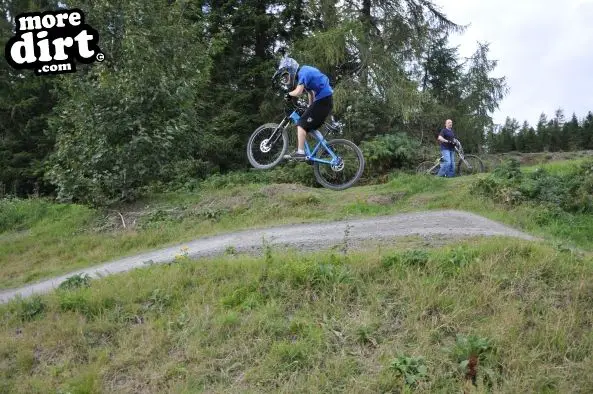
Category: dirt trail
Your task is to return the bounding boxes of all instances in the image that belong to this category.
[0,210,538,304]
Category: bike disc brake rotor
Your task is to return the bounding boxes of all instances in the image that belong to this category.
[331,157,345,172]
[260,139,272,153]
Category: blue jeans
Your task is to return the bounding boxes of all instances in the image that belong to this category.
[437,148,456,177]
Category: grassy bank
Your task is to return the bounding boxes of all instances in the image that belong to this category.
[2,238,592,393]
[1,156,592,289]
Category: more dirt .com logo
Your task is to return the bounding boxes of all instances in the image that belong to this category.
[4,8,103,76]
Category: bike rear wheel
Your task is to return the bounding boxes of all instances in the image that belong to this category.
[247,123,289,169]
[456,154,485,176]
[416,160,439,175]
[312,139,365,190]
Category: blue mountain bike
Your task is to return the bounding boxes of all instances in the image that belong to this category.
[246,97,365,190]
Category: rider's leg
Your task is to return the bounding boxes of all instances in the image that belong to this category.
[287,95,333,160]
[296,125,307,153]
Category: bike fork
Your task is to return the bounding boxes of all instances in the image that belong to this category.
[460,158,472,169]
[268,118,289,146]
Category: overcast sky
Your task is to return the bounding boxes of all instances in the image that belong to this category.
[433,0,593,127]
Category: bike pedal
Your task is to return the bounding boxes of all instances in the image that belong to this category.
[283,155,308,162]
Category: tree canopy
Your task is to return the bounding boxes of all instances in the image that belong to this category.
[4,0,576,206]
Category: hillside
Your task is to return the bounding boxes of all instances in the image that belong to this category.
[1,156,593,392]
[2,238,593,393]
[3,1,593,391]
[1,156,592,291]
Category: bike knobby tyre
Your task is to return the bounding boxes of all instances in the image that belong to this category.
[313,139,365,191]
[416,161,439,175]
[246,123,289,170]
[456,154,485,176]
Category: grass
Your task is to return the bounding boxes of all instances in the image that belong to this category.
[2,238,593,393]
[496,149,593,166]
[1,156,593,289]
[521,156,592,174]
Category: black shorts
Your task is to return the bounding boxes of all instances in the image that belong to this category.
[297,95,333,132]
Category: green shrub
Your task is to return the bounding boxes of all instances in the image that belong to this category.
[491,158,523,182]
[200,169,274,189]
[270,162,319,188]
[198,164,320,189]
[471,158,593,214]
[59,274,92,291]
[360,133,421,176]
[13,296,46,322]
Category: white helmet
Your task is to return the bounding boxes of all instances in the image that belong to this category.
[272,56,299,88]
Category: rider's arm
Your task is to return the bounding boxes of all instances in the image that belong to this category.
[288,84,306,97]
[437,130,453,144]
[308,90,315,105]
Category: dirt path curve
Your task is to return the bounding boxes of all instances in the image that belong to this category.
[0,210,538,304]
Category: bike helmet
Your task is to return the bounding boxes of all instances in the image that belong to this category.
[272,56,299,88]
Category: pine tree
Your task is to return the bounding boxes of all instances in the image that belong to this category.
[0,0,514,203]
[563,113,581,151]
[46,0,213,205]
[515,121,530,152]
[457,43,509,153]
[583,111,593,150]
[549,108,566,151]
[525,125,539,152]
[497,117,519,152]
[536,113,550,151]
[199,0,282,170]
[0,0,62,196]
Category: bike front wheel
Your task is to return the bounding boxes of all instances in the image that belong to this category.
[416,160,439,175]
[312,139,365,191]
[456,154,485,176]
[247,123,289,170]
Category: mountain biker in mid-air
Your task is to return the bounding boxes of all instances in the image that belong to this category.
[272,56,333,161]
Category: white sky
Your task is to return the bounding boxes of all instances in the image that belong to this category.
[433,0,593,126]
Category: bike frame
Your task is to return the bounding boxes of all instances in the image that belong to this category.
[428,143,472,174]
[264,104,341,166]
[287,110,340,166]
[454,144,474,169]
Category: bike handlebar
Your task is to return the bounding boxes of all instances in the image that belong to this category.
[271,69,283,86]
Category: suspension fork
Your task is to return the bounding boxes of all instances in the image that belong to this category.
[268,117,289,145]
[456,148,472,168]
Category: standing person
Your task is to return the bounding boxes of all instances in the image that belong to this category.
[272,56,334,160]
[436,119,457,177]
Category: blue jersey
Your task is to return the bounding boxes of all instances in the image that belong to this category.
[296,65,333,101]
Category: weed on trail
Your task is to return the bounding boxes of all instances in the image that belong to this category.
[2,238,593,393]
[389,354,429,389]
